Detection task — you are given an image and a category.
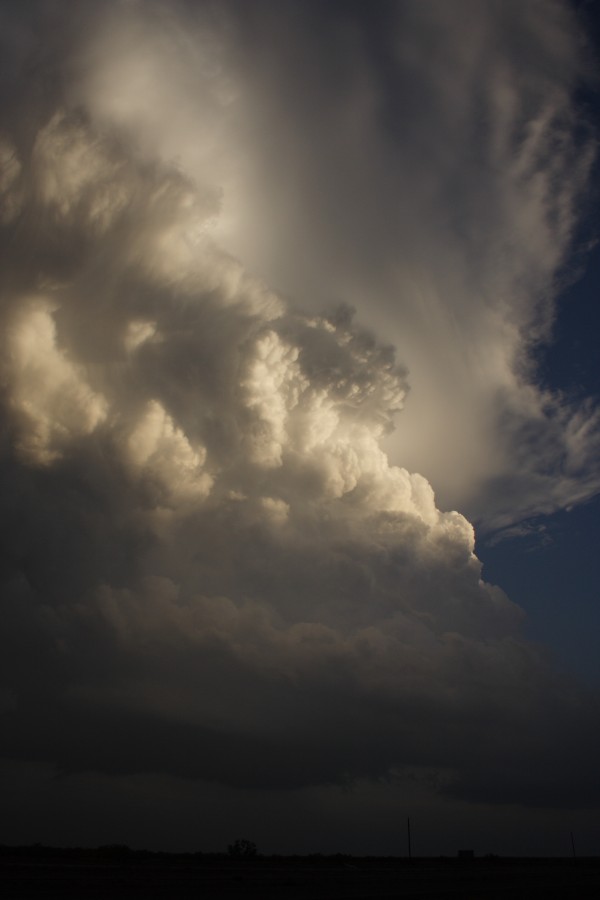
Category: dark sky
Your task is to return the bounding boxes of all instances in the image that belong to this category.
[0,0,600,856]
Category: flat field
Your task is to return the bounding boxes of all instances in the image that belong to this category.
[2,856,600,899]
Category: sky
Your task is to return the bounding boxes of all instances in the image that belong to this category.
[0,0,599,857]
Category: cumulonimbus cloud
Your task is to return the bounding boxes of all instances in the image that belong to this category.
[150,0,598,534]
[0,0,599,812]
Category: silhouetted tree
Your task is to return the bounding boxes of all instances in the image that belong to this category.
[227,838,257,858]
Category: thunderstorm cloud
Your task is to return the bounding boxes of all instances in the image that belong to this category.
[0,0,599,851]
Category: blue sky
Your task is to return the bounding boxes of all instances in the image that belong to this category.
[479,498,600,684]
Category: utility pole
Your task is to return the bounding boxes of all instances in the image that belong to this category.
[570,831,576,859]
[407,817,412,860]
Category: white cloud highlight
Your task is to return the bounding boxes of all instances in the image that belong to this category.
[3,299,107,464]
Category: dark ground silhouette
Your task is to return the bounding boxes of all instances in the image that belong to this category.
[1,845,600,898]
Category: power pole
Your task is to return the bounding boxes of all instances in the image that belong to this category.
[407,817,412,860]
[570,831,576,859]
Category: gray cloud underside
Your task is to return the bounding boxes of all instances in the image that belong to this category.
[0,0,599,810]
